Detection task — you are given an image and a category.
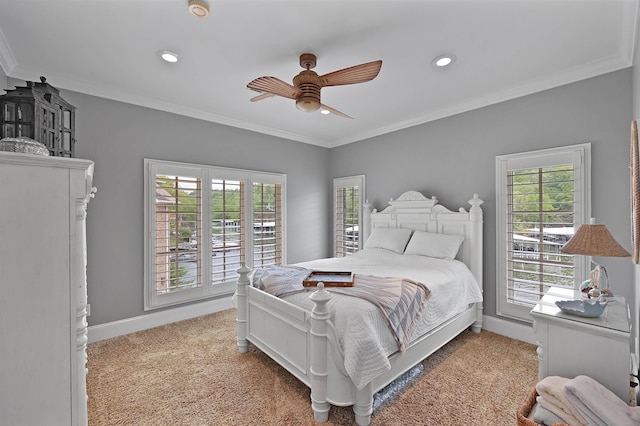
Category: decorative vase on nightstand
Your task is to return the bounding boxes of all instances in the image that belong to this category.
[555,299,607,318]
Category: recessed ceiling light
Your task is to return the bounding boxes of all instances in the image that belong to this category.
[160,50,179,63]
[432,54,456,67]
[188,0,210,18]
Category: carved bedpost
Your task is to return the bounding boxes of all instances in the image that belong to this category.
[468,194,484,333]
[362,200,372,247]
[309,283,332,423]
[236,262,251,353]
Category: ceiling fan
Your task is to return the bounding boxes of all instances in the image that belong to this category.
[247,53,382,119]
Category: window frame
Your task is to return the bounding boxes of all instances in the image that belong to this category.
[333,175,365,257]
[495,144,591,322]
[144,159,286,310]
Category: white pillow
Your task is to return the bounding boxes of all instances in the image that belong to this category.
[404,230,465,260]
[364,227,412,254]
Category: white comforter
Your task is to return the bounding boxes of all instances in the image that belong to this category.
[271,248,483,390]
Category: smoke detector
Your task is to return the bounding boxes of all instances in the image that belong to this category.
[188,0,210,18]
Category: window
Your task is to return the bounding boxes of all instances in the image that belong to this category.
[252,181,283,267]
[144,159,286,310]
[496,144,591,322]
[334,175,364,257]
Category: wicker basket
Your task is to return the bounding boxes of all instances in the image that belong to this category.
[516,387,569,426]
[0,137,49,156]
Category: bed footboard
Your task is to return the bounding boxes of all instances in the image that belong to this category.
[235,264,481,426]
[236,266,371,425]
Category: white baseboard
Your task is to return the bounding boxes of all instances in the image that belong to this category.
[482,314,536,345]
[88,296,234,343]
[88,299,535,346]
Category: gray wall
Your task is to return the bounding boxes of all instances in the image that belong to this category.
[330,69,634,324]
[7,77,330,326]
[4,68,634,330]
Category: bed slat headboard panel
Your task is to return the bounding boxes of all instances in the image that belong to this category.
[362,190,484,287]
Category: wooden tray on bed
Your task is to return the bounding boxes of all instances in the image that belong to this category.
[302,271,354,287]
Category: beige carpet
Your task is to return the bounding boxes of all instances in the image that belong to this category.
[87,309,538,425]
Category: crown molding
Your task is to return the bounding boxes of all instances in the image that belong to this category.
[6,64,330,147]
[329,54,633,148]
[9,49,631,150]
[620,0,639,64]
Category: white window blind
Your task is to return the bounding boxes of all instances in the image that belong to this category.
[507,165,575,305]
[145,159,286,310]
[154,174,202,295]
[252,181,283,268]
[210,178,244,285]
[334,175,364,257]
[496,144,590,322]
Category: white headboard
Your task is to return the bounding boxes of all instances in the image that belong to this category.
[362,190,484,287]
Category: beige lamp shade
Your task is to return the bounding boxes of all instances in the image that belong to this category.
[561,220,631,257]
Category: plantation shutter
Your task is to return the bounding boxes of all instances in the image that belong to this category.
[506,165,575,306]
[252,180,283,268]
[154,174,202,295]
[210,178,244,285]
[334,176,364,257]
[145,159,287,310]
[496,145,590,321]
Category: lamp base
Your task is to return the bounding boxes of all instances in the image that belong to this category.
[579,264,614,298]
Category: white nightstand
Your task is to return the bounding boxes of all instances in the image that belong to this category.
[530,287,632,403]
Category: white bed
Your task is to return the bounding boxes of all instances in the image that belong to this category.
[235,190,484,425]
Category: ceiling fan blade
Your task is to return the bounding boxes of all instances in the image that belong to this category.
[250,93,275,102]
[319,60,382,87]
[247,76,302,99]
[320,104,353,119]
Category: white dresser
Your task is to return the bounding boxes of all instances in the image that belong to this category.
[0,152,95,426]
[530,287,631,403]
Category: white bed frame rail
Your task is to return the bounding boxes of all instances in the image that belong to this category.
[236,191,483,425]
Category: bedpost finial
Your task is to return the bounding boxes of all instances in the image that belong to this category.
[468,194,484,210]
[309,282,332,306]
[237,262,252,274]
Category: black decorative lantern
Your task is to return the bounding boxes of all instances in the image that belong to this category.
[0,76,76,157]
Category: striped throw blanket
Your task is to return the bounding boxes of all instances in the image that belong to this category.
[252,265,431,352]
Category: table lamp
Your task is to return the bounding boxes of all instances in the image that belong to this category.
[560,218,631,297]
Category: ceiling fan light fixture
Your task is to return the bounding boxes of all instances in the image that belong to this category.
[188,0,210,18]
[320,109,331,115]
[296,96,321,113]
[433,54,456,67]
[246,53,382,119]
[160,50,179,63]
